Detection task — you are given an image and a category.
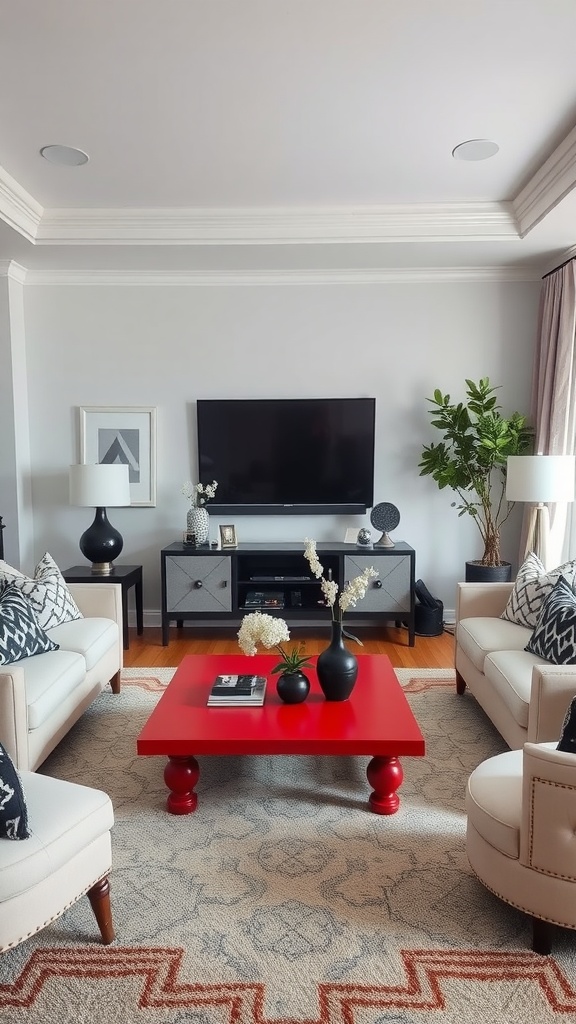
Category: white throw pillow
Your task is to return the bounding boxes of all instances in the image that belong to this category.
[0,552,82,630]
[501,551,576,629]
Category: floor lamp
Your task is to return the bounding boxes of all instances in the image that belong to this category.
[70,464,131,574]
[506,455,576,570]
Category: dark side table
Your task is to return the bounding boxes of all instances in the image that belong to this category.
[62,564,144,650]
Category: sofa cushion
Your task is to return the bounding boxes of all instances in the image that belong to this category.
[0,772,113,901]
[47,617,118,672]
[0,742,30,840]
[466,748,522,859]
[502,551,576,629]
[525,575,576,665]
[457,616,531,673]
[19,651,87,730]
[0,584,59,665]
[0,552,82,631]
[483,650,548,729]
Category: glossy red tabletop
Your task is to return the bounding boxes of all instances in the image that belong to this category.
[137,654,425,758]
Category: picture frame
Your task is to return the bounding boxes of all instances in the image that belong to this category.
[79,406,157,507]
[219,524,238,549]
[182,531,198,547]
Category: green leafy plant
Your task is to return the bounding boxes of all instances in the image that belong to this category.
[418,377,532,567]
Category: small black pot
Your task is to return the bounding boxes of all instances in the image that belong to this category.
[276,671,310,704]
[465,561,512,583]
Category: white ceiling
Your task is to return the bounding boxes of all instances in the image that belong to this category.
[2,0,576,277]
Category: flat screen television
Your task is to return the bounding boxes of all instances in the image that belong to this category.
[197,397,375,515]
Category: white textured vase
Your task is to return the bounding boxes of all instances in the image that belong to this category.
[186,505,209,546]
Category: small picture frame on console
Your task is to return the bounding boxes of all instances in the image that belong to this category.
[182,531,198,547]
[219,524,238,549]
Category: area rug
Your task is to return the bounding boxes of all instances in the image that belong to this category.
[2,666,576,1023]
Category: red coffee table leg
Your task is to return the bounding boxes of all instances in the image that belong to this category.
[366,755,404,814]
[164,755,199,814]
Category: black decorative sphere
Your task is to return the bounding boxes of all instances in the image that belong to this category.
[276,671,310,704]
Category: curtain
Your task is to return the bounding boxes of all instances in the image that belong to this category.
[529,259,576,567]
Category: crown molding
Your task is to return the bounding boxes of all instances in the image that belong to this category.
[0,166,43,242]
[513,125,576,237]
[0,260,27,284]
[36,202,517,245]
[24,266,539,286]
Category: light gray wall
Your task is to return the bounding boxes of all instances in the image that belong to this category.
[19,277,539,619]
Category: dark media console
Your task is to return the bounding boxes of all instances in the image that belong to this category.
[160,540,415,646]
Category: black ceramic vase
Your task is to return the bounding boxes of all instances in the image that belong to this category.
[276,670,310,704]
[316,621,358,701]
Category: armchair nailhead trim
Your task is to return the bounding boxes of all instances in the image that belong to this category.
[0,871,108,952]
[529,776,576,881]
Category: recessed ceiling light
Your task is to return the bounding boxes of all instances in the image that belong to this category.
[40,145,89,166]
[452,139,499,162]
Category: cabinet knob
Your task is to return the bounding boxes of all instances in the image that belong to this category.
[222,580,228,588]
[194,580,203,589]
[374,580,382,589]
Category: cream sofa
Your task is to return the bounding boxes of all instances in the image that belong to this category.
[0,583,122,771]
[455,582,576,749]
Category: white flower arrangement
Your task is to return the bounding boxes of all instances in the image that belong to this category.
[182,479,218,508]
[237,612,313,675]
[303,537,378,632]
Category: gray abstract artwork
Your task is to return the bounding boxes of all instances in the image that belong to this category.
[98,428,140,483]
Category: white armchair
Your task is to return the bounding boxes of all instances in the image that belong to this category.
[466,741,576,953]
[0,772,114,951]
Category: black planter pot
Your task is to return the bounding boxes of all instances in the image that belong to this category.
[276,671,310,704]
[465,561,512,583]
[316,621,358,701]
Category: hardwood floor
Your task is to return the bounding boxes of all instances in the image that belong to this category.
[123,624,455,670]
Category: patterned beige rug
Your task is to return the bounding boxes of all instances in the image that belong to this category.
[1,666,575,1022]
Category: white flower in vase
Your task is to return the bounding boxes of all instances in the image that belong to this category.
[303,537,378,643]
[182,480,217,546]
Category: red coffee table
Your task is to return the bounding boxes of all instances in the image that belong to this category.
[136,654,425,815]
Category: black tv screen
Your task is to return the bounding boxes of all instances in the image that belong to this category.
[197,397,375,515]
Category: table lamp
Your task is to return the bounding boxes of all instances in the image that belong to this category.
[506,454,576,569]
[69,464,131,574]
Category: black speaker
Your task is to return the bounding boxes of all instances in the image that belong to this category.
[415,599,444,636]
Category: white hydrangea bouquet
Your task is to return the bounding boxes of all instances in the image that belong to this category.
[181,479,218,507]
[237,612,313,675]
[304,537,378,641]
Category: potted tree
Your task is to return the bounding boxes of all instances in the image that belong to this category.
[418,377,532,580]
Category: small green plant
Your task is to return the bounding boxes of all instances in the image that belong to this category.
[418,377,532,567]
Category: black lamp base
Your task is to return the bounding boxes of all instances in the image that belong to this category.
[79,507,124,575]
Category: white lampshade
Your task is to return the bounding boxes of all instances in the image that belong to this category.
[506,455,576,504]
[69,464,131,507]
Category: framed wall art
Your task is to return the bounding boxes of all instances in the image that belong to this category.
[219,524,238,549]
[79,406,157,507]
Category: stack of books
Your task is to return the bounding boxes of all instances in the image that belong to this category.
[244,590,285,610]
[207,673,267,707]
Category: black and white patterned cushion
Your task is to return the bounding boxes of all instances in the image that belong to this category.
[502,552,576,629]
[557,695,576,753]
[0,741,30,840]
[0,583,59,665]
[0,552,82,630]
[525,575,576,665]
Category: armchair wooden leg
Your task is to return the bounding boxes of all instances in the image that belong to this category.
[110,670,121,694]
[87,876,115,944]
[531,916,552,955]
[456,670,466,695]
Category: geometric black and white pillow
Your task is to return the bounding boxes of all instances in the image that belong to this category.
[502,551,576,629]
[0,583,59,665]
[0,741,30,840]
[0,551,82,630]
[525,575,576,665]
[557,695,576,753]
